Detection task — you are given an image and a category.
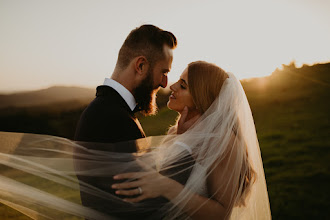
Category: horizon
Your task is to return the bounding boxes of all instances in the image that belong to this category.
[1,0,330,93]
[0,60,329,94]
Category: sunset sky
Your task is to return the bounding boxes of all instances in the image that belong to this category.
[0,0,329,93]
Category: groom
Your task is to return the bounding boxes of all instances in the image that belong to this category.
[74,24,177,218]
[74,24,176,144]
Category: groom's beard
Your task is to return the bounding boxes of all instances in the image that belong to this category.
[134,70,158,116]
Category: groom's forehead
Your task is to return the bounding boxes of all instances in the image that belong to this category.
[155,57,172,72]
[158,62,171,73]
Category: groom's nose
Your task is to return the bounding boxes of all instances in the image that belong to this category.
[160,75,168,88]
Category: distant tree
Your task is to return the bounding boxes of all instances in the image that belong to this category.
[282,60,297,71]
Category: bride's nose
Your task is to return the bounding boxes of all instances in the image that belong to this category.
[170,82,178,91]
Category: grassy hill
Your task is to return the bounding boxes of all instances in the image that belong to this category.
[0,86,95,109]
[242,63,330,219]
[0,62,329,219]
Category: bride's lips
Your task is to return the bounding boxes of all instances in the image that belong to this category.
[169,93,176,99]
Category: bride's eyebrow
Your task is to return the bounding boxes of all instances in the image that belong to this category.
[180,78,188,86]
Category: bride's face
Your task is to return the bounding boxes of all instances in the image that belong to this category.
[167,68,196,113]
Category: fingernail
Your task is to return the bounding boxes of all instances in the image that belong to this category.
[113,175,118,179]
[115,190,120,194]
[112,184,116,189]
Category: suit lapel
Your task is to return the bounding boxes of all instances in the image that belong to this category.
[96,85,145,137]
[96,85,133,114]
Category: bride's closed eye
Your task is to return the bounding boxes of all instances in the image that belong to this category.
[179,79,188,89]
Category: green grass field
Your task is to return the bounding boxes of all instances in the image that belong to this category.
[1,63,329,219]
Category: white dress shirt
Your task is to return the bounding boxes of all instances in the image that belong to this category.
[103,78,137,111]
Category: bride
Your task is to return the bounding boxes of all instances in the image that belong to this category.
[0,61,271,219]
[110,61,271,219]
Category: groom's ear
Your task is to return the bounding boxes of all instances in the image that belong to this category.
[134,56,149,76]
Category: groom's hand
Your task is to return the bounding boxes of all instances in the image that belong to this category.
[177,106,201,134]
[111,171,175,203]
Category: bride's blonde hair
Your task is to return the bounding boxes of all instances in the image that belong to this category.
[188,61,228,113]
[187,61,256,206]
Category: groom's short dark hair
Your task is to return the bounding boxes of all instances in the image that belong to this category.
[117,24,177,69]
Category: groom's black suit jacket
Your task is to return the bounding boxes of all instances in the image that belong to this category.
[74,85,145,145]
[74,85,147,218]
[74,85,194,219]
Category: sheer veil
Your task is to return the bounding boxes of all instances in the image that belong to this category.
[0,72,271,219]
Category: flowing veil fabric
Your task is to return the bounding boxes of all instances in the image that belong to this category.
[0,73,271,219]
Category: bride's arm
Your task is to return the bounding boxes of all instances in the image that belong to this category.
[112,170,230,219]
[162,179,230,220]
[112,135,238,220]
[163,135,238,220]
